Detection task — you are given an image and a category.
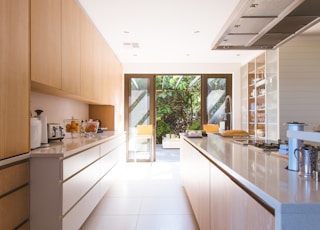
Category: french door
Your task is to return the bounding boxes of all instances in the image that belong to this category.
[124,74,232,162]
[124,74,155,162]
[202,74,232,129]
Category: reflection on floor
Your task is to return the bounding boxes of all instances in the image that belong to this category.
[81,145,198,230]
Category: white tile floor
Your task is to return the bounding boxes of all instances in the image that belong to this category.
[81,147,198,230]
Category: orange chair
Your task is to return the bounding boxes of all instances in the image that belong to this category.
[203,124,219,133]
[135,125,154,162]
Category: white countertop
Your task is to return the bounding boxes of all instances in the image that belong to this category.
[30,131,125,158]
[184,133,320,213]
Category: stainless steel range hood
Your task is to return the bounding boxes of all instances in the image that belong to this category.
[211,0,320,50]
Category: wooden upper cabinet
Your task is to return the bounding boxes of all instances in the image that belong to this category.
[31,0,61,89]
[80,10,94,100]
[31,0,62,89]
[0,0,30,159]
[102,43,112,104]
[61,0,81,95]
[93,29,103,101]
[102,45,122,105]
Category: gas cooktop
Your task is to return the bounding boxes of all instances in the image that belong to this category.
[232,138,281,151]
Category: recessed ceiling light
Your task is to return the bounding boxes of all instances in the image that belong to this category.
[186,53,191,56]
[123,30,130,34]
[193,30,200,34]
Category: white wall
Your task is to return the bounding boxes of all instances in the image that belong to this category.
[30,91,89,126]
[279,37,320,140]
[122,62,242,129]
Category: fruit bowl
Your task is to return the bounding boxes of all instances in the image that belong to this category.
[85,120,99,137]
[64,118,81,138]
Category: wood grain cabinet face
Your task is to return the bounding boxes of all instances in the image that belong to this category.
[61,0,81,95]
[31,0,62,89]
[80,10,94,100]
[181,139,275,230]
[0,0,30,159]
[0,161,30,230]
[210,163,275,230]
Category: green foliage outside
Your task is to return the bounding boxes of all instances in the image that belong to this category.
[155,75,201,143]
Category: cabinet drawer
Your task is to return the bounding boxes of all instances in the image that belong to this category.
[0,161,29,195]
[100,144,124,176]
[63,180,100,230]
[100,135,125,156]
[62,145,100,180]
[62,159,101,214]
[0,186,29,230]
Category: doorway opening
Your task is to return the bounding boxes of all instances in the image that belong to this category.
[124,74,232,162]
[155,75,201,145]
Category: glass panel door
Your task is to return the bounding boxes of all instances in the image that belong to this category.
[124,75,155,162]
[202,74,232,130]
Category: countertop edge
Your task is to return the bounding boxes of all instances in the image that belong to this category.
[30,131,126,158]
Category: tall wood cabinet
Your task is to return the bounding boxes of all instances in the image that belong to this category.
[0,0,29,159]
[0,0,30,229]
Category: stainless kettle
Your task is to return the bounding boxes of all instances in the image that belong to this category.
[294,145,318,178]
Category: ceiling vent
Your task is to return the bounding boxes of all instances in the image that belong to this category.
[123,42,140,48]
[211,0,320,50]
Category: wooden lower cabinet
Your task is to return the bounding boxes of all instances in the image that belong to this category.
[180,139,210,230]
[210,164,275,230]
[0,160,30,230]
[181,138,275,230]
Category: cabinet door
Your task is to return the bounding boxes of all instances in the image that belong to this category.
[230,179,275,230]
[210,163,275,230]
[93,29,103,101]
[0,0,29,158]
[180,139,210,230]
[61,0,81,95]
[31,0,62,89]
[102,43,114,104]
[80,10,94,100]
[210,164,231,230]
[0,161,30,229]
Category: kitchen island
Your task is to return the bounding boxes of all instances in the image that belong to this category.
[181,134,320,230]
[30,131,126,230]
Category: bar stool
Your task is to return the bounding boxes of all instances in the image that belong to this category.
[134,125,154,162]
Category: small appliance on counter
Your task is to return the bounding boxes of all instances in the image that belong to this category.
[30,117,42,149]
[35,109,50,147]
[47,123,64,142]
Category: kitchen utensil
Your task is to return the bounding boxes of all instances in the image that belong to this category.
[294,145,318,178]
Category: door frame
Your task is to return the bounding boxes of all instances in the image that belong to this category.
[124,74,156,162]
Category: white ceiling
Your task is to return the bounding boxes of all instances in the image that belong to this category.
[78,0,320,64]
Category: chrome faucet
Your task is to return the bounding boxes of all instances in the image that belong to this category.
[224,95,232,130]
